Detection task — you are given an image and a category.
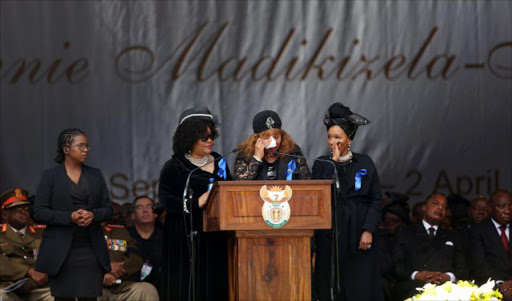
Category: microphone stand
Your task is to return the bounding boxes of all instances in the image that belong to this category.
[273,151,341,300]
[181,152,231,301]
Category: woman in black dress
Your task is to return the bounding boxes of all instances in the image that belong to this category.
[312,103,382,301]
[158,106,231,301]
[234,110,310,180]
[34,128,112,301]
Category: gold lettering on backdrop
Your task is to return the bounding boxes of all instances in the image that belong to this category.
[383,55,407,80]
[115,24,473,83]
[2,25,510,84]
[109,173,159,202]
[487,42,512,79]
[430,169,501,197]
[0,41,89,84]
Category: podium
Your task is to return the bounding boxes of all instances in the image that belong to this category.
[203,180,332,301]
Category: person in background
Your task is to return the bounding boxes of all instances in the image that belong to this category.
[128,196,162,292]
[158,106,231,301]
[381,194,410,236]
[410,201,424,224]
[440,207,453,230]
[470,189,512,297]
[110,202,122,225]
[379,193,410,301]
[33,128,112,301]
[233,110,310,180]
[392,193,467,300]
[100,223,159,301]
[468,195,490,225]
[447,194,470,231]
[119,203,134,228]
[0,188,53,301]
[312,102,382,301]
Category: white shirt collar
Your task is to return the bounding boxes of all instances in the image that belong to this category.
[422,219,439,233]
[492,218,510,240]
[10,225,27,235]
[491,218,508,230]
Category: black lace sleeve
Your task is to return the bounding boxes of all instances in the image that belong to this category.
[233,156,262,180]
[293,146,311,179]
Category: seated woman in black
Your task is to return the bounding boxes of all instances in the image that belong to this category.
[158,106,231,301]
[312,103,383,301]
[34,128,112,301]
[233,110,310,180]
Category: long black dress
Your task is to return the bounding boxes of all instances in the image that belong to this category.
[158,152,231,301]
[312,153,383,301]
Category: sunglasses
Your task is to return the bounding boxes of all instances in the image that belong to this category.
[200,133,218,142]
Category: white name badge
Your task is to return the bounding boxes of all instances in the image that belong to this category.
[141,262,153,281]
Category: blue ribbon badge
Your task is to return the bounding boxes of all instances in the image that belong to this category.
[354,169,368,191]
[217,157,227,180]
[286,159,297,181]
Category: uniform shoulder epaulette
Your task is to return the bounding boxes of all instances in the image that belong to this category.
[103,224,125,232]
[106,224,125,229]
[28,224,46,234]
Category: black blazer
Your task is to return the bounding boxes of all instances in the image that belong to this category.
[33,164,112,276]
[469,219,512,283]
[392,223,468,281]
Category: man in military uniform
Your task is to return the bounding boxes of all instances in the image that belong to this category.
[0,188,53,301]
[100,223,159,301]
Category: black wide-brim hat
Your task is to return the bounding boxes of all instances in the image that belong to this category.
[252,110,282,134]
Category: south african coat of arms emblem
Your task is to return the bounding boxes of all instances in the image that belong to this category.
[259,185,292,229]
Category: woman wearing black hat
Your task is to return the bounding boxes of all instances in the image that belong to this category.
[234,110,311,180]
[312,103,383,301]
[158,106,231,301]
[33,128,112,301]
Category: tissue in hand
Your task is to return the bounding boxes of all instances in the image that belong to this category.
[265,136,277,149]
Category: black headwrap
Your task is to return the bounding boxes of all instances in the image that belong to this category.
[323,102,370,140]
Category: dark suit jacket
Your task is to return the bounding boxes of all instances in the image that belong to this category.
[33,164,112,276]
[470,219,512,283]
[393,223,468,281]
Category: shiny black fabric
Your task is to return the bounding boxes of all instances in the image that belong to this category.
[158,152,231,301]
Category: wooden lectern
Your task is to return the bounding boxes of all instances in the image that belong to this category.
[203,180,332,301]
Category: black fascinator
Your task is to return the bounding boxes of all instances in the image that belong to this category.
[323,102,370,140]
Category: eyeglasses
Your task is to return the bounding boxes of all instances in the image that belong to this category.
[70,144,91,151]
[135,205,155,212]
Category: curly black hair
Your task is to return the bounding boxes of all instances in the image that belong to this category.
[172,119,218,154]
[55,128,86,163]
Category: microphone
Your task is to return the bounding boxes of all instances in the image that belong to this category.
[182,155,224,213]
[181,148,235,301]
[271,151,340,192]
[182,147,238,213]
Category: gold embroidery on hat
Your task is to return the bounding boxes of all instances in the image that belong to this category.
[14,188,22,198]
